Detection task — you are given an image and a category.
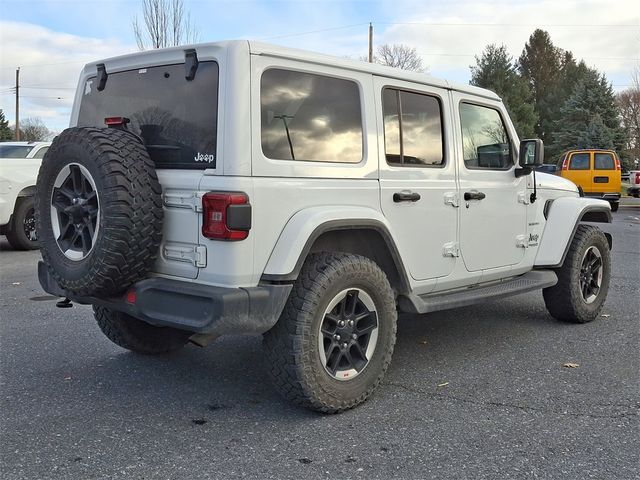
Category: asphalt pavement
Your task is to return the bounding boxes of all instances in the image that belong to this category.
[1,208,638,479]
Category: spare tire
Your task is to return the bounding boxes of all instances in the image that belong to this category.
[35,127,163,297]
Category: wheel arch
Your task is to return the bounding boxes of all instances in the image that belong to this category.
[261,207,411,295]
[535,197,612,268]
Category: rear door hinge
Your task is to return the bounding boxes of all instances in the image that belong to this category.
[516,234,528,248]
[444,192,459,208]
[163,191,204,212]
[163,243,207,267]
[442,242,460,257]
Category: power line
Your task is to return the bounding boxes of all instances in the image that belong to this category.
[375,21,640,28]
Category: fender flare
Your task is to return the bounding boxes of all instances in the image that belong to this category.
[535,197,612,268]
[261,206,410,292]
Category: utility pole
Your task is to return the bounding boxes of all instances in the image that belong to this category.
[14,68,20,141]
[368,23,373,63]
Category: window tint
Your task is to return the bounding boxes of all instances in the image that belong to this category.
[383,89,444,167]
[32,147,49,159]
[569,153,590,170]
[594,153,615,170]
[261,69,362,163]
[460,103,512,169]
[0,145,34,158]
[78,62,218,169]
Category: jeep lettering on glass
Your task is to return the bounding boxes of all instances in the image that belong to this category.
[260,69,363,163]
[460,103,512,169]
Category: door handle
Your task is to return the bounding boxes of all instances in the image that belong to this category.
[464,190,486,201]
[393,191,421,203]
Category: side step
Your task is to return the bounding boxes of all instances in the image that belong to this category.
[399,270,558,315]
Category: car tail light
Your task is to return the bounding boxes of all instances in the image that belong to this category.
[635,172,640,185]
[561,155,570,170]
[614,155,621,171]
[202,192,251,241]
[104,116,130,127]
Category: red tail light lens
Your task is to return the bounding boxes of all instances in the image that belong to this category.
[635,172,640,185]
[104,116,130,126]
[561,155,569,170]
[614,155,621,170]
[202,192,250,241]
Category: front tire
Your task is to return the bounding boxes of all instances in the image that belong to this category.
[93,306,190,354]
[543,225,611,323]
[263,252,397,413]
[6,197,38,250]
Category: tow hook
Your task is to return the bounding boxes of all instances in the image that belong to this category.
[56,297,73,308]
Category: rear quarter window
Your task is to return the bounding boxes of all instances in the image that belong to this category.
[260,69,363,163]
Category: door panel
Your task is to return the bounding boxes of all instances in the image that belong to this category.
[375,78,458,281]
[453,95,527,272]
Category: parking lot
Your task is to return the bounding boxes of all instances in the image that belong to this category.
[1,206,638,480]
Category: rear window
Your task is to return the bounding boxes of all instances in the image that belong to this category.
[0,145,34,158]
[569,153,590,170]
[594,153,615,170]
[77,61,218,169]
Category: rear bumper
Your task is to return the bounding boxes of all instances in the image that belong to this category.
[584,192,621,202]
[38,261,291,336]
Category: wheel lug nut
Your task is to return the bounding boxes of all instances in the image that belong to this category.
[334,334,341,341]
[342,343,348,349]
[348,320,354,327]
[339,320,345,327]
[351,334,357,340]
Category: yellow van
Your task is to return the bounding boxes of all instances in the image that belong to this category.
[558,149,621,211]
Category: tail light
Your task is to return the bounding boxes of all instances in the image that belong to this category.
[561,155,570,170]
[635,172,640,185]
[614,155,621,171]
[202,192,251,241]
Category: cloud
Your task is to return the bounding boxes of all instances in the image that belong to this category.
[0,21,135,132]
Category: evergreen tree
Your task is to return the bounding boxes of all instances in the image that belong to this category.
[554,71,627,153]
[519,30,562,148]
[0,109,12,141]
[470,44,537,138]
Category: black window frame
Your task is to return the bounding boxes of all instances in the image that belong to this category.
[260,67,365,164]
[381,86,446,168]
[459,101,515,171]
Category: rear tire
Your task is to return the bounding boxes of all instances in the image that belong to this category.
[263,252,397,413]
[610,201,619,212]
[543,225,611,323]
[93,306,190,355]
[6,197,38,250]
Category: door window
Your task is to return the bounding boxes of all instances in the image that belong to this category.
[459,103,512,169]
[569,153,590,170]
[594,153,615,170]
[382,88,444,167]
[32,147,49,159]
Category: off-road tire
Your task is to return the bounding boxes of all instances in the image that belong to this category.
[93,306,190,354]
[543,225,611,323]
[263,252,397,413]
[36,127,163,296]
[6,196,38,250]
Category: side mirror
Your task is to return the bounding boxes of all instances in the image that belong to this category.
[519,139,544,167]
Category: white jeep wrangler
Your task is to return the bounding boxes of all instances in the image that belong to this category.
[36,41,612,412]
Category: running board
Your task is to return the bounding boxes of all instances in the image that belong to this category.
[399,270,558,314]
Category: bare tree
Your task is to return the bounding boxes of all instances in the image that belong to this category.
[133,0,199,50]
[616,66,640,167]
[374,44,425,72]
[18,117,50,142]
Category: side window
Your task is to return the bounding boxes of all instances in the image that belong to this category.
[260,69,363,163]
[569,153,590,170]
[459,103,513,169]
[382,88,444,167]
[32,147,49,159]
[594,153,615,170]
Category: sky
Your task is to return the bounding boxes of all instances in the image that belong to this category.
[0,0,638,133]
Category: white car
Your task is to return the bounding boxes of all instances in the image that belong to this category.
[36,41,612,412]
[0,141,50,249]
